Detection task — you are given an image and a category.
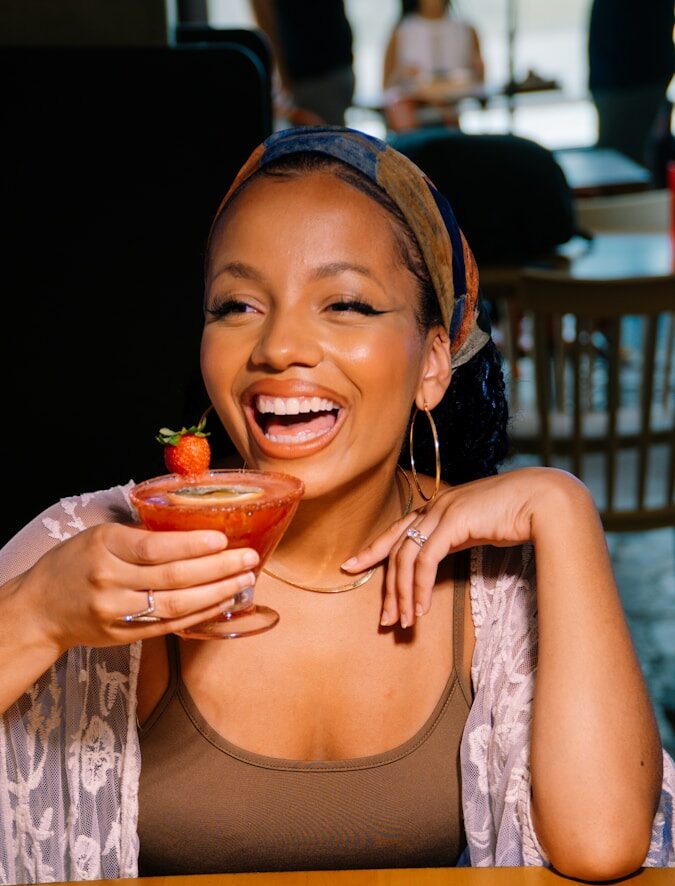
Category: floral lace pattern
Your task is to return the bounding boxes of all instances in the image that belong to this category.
[0,486,672,883]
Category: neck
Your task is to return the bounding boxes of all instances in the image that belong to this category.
[266,461,412,585]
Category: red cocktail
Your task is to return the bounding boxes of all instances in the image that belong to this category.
[129,469,304,638]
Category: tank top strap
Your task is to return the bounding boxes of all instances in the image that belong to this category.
[137,633,181,735]
[452,549,473,707]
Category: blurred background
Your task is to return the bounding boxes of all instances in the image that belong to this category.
[1,0,674,756]
[211,0,611,147]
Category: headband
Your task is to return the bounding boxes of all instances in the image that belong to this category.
[212,126,490,367]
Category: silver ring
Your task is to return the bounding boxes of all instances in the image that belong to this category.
[405,527,429,548]
[120,591,162,624]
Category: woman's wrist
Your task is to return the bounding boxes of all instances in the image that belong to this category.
[527,467,600,546]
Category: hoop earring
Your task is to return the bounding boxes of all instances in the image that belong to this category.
[409,402,441,504]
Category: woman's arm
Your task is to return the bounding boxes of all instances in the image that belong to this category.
[528,476,661,879]
[383,27,400,89]
[343,466,663,879]
[0,509,259,714]
[468,26,485,82]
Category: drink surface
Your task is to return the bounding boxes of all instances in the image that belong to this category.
[130,470,304,564]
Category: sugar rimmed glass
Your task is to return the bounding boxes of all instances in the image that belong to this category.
[129,469,304,638]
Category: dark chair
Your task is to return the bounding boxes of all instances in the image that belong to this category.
[388,128,578,266]
[174,24,273,84]
[0,43,272,544]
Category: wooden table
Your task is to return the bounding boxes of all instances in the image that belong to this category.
[52,869,673,886]
[528,232,675,281]
[481,232,675,303]
[552,147,653,198]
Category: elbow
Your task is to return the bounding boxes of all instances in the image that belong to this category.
[546,832,651,882]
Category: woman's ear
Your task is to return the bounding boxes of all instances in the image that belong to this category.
[417,327,451,410]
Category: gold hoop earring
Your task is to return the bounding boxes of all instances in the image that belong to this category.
[409,402,441,504]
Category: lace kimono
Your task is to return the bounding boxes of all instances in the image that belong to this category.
[0,484,673,883]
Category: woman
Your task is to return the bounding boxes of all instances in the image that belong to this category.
[0,127,672,883]
[382,0,485,132]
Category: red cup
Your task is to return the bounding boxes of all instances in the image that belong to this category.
[667,161,675,249]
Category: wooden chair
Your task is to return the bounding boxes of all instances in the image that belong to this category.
[508,271,675,531]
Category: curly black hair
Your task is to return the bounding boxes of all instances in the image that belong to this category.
[208,150,510,484]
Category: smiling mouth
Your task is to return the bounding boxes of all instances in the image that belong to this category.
[253,395,342,444]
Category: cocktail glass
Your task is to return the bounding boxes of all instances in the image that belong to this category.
[129,468,304,639]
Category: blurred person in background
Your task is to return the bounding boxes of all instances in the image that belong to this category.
[250,0,355,126]
[382,0,484,133]
[588,0,674,168]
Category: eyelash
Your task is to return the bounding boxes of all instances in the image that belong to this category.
[206,297,385,319]
[328,299,385,316]
[206,299,253,318]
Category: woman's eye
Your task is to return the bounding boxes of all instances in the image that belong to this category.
[206,299,256,319]
[328,299,385,316]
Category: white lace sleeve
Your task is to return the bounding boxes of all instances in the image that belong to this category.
[461,544,674,868]
[0,486,142,884]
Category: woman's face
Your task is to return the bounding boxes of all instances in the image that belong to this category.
[201,170,448,498]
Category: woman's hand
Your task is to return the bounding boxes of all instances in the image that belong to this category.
[342,466,581,628]
[9,522,259,654]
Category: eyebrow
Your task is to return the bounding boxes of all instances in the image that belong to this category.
[310,261,386,291]
[211,260,386,291]
[211,261,266,283]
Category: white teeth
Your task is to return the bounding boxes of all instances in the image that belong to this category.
[255,395,340,415]
[265,430,327,443]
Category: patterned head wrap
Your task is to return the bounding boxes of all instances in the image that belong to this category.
[211,126,490,367]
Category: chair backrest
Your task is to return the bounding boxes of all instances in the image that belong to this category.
[0,43,272,544]
[388,128,578,264]
[508,271,675,531]
[174,24,273,83]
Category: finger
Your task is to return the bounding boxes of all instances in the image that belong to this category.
[394,520,433,628]
[379,519,428,628]
[341,512,419,572]
[105,524,229,565]
[129,546,260,592]
[112,570,257,625]
[392,508,446,627]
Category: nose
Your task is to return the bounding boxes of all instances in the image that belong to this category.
[250,307,323,370]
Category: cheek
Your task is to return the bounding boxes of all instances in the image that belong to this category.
[199,330,242,410]
[345,329,424,407]
[199,332,220,396]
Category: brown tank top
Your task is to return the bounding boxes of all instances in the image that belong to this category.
[137,555,472,875]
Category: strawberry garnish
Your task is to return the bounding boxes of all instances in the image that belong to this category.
[156,410,211,476]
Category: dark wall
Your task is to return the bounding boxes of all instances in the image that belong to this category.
[0,0,176,45]
[1,42,272,544]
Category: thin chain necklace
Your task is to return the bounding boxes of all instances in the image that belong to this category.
[262,466,414,594]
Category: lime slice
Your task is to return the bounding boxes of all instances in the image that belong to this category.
[168,484,265,505]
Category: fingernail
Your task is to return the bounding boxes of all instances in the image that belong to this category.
[400,615,409,629]
[341,557,358,570]
[220,597,236,613]
[380,612,391,626]
[206,533,227,550]
[238,571,256,588]
[242,550,259,567]
[415,603,424,616]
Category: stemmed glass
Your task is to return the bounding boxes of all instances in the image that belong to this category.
[129,468,304,638]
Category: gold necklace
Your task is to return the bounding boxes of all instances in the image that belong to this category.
[262,466,414,594]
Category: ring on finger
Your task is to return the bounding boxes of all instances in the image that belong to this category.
[405,526,429,549]
[118,591,163,624]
